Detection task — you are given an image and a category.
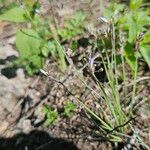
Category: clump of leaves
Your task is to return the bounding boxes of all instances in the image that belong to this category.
[43,106,58,127]
[0,0,67,75]
[0,1,46,75]
[63,102,76,117]
[103,0,150,69]
[0,1,85,75]
[43,102,76,127]
[57,10,85,41]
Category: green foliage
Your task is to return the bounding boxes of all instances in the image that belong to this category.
[119,11,150,43]
[139,44,150,67]
[104,1,150,69]
[70,40,78,51]
[16,29,40,57]
[0,0,70,75]
[0,6,27,22]
[43,106,58,127]
[81,0,149,145]
[63,102,76,117]
[0,0,86,75]
[24,0,41,20]
[129,0,143,11]
[57,11,85,40]
[43,102,76,126]
[140,31,150,45]
[103,2,125,21]
[15,29,44,75]
[117,2,150,68]
[139,31,150,67]
[0,0,85,75]
[124,42,137,71]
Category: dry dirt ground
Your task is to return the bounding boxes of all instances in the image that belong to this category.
[0,0,150,150]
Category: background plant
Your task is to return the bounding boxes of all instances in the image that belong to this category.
[43,102,76,127]
[57,10,85,41]
[63,101,76,118]
[43,106,58,126]
[0,0,85,75]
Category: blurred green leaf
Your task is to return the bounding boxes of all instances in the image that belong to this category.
[140,31,150,44]
[0,6,27,22]
[140,44,150,67]
[130,0,143,11]
[41,44,50,57]
[16,29,41,57]
[47,41,57,57]
[139,30,150,67]
[16,29,43,75]
[103,3,125,19]
[58,11,85,40]
[127,14,138,43]
[25,55,42,76]
[120,11,150,43]
[124,42,137,71]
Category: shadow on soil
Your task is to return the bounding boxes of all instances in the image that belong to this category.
[0,55,18,78]
[0,130,79,150]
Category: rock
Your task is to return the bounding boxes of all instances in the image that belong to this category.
[0,40,28,115]
[34,105,45,119]
[0,121,9,135]
[7,36,16,45]
[16,118,33,134]
[0,44,18,60]
[0,75,25,113]
[16,68,25,79]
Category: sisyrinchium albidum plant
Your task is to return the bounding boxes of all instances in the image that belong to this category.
[40,1,150,148]
[83,0,149,148]
[54,0,149,148]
